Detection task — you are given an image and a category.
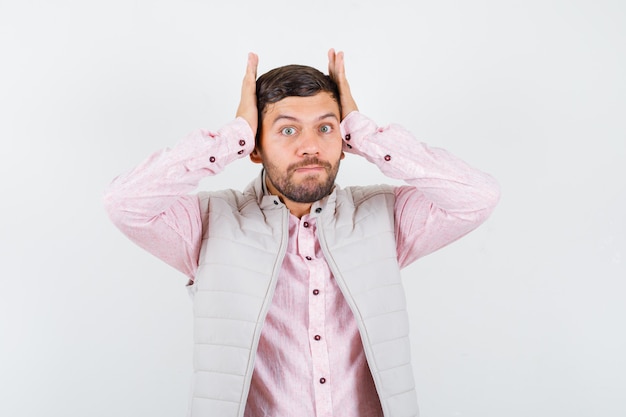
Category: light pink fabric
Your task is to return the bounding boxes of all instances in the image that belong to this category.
[104,111,500,417]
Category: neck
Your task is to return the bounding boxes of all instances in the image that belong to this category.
[285,201,312,218]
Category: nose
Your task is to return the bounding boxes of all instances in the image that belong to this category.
[297,129,320,156]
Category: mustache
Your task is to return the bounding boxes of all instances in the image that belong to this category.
[288,158,332,172]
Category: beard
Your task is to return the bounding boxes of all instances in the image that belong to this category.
[264,157,340,203]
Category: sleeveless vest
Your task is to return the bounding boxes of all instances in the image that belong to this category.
[186,173,419,417]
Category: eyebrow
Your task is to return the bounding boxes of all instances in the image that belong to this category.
[271,112,339,126]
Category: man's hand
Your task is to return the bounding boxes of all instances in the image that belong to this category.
[236,52,259,135]
[328,48,358,120]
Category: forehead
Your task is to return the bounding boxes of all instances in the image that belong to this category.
[263,92,340,124]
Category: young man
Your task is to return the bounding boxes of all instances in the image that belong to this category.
[104,49,500,417]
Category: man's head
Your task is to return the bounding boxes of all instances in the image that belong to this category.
[250,64,344,213]
[255,64,341,142]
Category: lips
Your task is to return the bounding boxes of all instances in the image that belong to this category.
[289,159,331,174]
[295,165,324,171]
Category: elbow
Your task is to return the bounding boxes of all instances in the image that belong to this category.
[102,183,128,229]
[474,176,501,223]
[484,177,501,213]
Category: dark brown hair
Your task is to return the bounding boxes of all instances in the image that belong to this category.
[255,65,341,143]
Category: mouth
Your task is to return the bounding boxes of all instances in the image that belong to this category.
[294,165,325,173]
[290,158,331,175]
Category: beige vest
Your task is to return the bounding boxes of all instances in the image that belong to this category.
[187,173,419,417]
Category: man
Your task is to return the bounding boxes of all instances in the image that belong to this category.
[104,49,500,417]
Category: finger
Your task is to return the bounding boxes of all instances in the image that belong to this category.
[249,52,258,76]
[246,52,258,80]
[328,48,336,77]
[335,50,345,79]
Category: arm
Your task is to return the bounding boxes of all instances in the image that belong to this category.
[103,53,258,279]
[341,112,500,268]
[329,49,500,268]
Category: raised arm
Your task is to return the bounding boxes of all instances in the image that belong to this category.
[341,112,500,267]
[103,54,257,279]
[330,50,500,268]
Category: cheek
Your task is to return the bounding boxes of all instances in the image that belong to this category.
[263,152,288,170]
[326,137,344,157]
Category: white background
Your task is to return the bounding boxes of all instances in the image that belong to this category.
[1,1,624,416]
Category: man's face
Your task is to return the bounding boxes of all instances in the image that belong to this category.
[251,92,344,204]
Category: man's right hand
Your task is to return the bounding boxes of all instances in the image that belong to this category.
[328,48,358,120]
[236,52,259,135]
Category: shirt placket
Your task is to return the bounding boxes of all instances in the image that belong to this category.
[298,216,333,417]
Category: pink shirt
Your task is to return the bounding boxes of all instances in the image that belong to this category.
[245,199,384,417]
[104,112,500,417]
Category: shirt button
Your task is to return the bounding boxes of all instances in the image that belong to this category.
[239,139,246,146]
[319,377,326,384]
[312,289,320,295]
[303,221,309,228]
[384,154,391,161]
[315,208,322,213]
[314,335,321,341]
[345,134,351,140]
[305,256,312,261]
[273,200,279,205]
[237,149,244,154]
[209,156,216,163]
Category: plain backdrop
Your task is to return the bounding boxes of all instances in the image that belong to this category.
[1,1,624,416]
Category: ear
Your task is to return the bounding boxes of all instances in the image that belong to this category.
[250,147,263,164]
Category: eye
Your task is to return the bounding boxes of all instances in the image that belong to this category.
[281,127,297,136]
[319,124,332,133]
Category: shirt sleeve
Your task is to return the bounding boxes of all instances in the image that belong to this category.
[340,111,501,269]
[103,117,255,279]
